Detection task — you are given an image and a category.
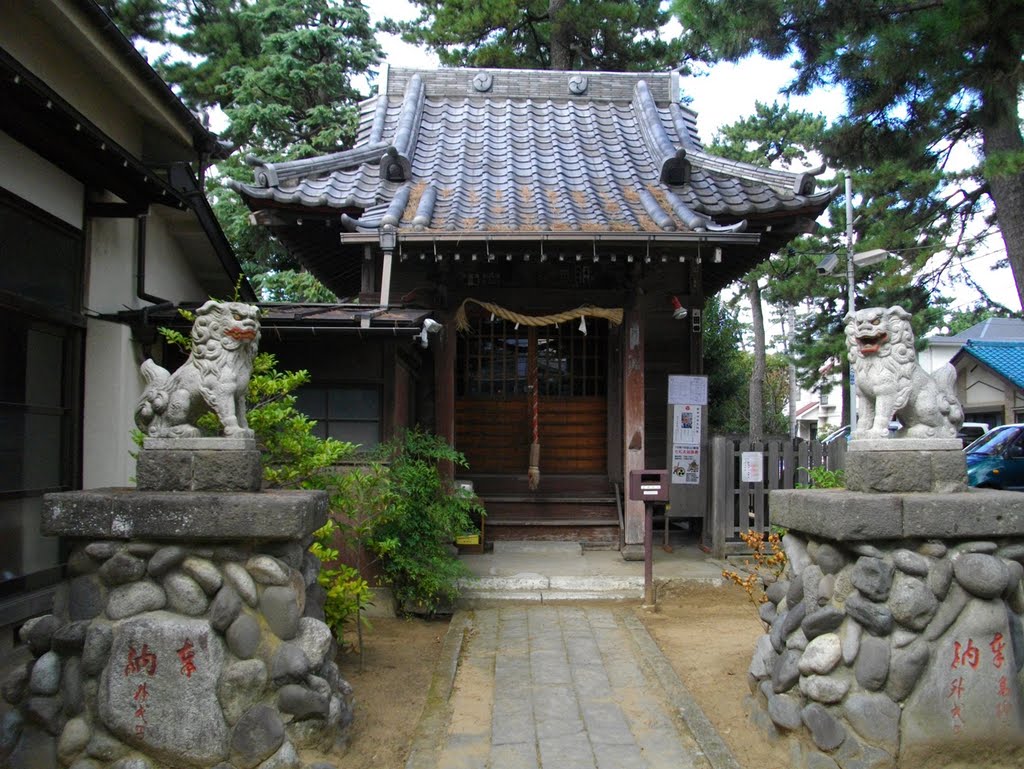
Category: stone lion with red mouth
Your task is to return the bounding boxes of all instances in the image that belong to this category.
[135,300,261,439]
[845,306,963,439]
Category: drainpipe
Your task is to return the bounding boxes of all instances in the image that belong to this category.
[135,213,171,306]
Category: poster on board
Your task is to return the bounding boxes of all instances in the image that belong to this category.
[668,375,708,406]
[672,404,702,445]
[671,444,701,485]
[741,452,764,483]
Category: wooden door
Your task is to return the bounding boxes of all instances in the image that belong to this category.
[455,315,608,475]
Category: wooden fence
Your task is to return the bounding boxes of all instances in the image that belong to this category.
[707,436,846,558]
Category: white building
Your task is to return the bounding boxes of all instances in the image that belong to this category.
[1,0,251,643]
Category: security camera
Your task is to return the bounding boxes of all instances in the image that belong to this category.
[816,254,839,275]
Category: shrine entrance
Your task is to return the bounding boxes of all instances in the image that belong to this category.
[453,305,620,545]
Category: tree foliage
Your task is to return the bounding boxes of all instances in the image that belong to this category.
[710,100,954,425]
[109,0,381,295]
[671,0,1024,308]
[386,0,682,71]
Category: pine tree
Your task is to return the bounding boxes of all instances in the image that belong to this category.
[710,102,949,428]
[671,0,1024,308]
[108,0,381,299]
[386,0,682,71]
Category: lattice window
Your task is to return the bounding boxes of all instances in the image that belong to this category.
[457,315,607,398]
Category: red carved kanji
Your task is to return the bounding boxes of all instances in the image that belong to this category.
[125,644,158,676]
[948,677,965,698]
[990,633,1006,669]
[177,638,197,678]
[952,639,980,670]
[998,676,1011,698]
[133,683,149,702]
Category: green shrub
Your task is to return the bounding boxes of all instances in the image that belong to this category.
[366,428,484,615]
[797,466,845,489]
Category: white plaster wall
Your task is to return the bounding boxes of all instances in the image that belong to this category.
[919,341,961,374]
[0,133,83,227]
[85,209,211,314]
[143,212,207,301]
[82,319,142,488]
[960,366,1008,411]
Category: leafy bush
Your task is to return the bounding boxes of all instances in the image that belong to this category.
[365,428,484,615]
[797,466,845,489]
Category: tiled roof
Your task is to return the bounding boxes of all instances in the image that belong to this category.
[943,317,1024,343]
[228,67,833,237]
[959,340,1024,388]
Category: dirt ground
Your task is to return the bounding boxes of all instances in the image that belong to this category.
[329,583,781,769]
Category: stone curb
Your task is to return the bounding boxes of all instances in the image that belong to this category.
[622,612,743,769]
[404,611,472,769]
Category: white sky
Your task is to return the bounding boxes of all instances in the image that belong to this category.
[366,0,1019,314]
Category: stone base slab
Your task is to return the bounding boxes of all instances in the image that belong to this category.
[136,447,262,492]
[42,488,327,541]
[845,447,967,494]
[772,487,1024,540]
[849,437,962,452]
[143,437,257,451]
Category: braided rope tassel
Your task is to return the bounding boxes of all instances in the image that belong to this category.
[527,344,540,490]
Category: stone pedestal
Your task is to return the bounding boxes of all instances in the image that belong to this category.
[748,446,1024,769]
[845,438,967,494]
[2,485,350,769]
[136,438,262,492]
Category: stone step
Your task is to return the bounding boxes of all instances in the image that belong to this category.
[455,573,644,606]
[491,540,583,555]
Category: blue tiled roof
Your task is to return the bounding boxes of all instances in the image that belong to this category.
[961,340,1024,388]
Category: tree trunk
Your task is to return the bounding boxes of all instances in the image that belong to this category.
[748,280,766,441]
[548,0,572,70]
[786,305,798,438]
[981,107,1024,310]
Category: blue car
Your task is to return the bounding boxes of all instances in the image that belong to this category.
[965,424,1024,490]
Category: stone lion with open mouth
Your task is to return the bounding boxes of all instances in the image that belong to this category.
[845,305,963,440]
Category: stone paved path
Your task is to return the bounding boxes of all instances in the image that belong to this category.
[406,605,739,769]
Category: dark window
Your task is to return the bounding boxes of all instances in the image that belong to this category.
[0,189,83,313]
[0,191,83,613]
[295,386,381,450]
[457,316,607,398]
[0,312,79,598]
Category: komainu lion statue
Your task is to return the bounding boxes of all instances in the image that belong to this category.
[846,306,963,439]
[135,300,261,439]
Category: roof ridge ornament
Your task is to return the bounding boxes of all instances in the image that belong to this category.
[568,74,588,95]
[472,72,493,92]
[632,80,690,185]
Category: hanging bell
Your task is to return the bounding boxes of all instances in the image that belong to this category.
[579,316,587,335]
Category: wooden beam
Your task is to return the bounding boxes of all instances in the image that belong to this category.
[622,303,646,553]
[435,315,457,480]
